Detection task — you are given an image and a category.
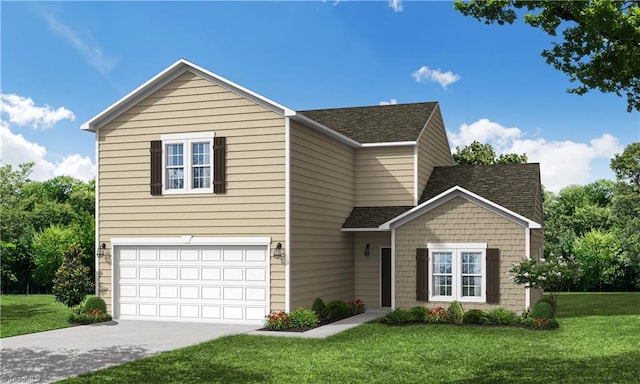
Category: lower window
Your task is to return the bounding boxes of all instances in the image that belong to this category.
[428,243,486,303]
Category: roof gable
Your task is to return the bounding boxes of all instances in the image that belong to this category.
[81,59,294,131]
[420,163,542,222]
[300,102,438,144]
[381,185,541,230]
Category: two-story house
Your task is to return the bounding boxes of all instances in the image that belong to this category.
[82,59,543,324]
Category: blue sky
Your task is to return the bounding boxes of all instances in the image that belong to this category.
[2,1,638,192]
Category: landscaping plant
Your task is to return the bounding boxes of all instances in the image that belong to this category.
[408,306,427,323]
[462,309,485,324]
[325,300,353,320]
[287,308,319,328]
[264,311,289,331]
[52,245,94,308]
[311,297,327,319]
[425,306,448,323]
[447,300,464,324]
[381,308,413,325]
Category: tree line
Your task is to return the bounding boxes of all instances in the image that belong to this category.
[1,163,95,294]
[454,141,640,291]
[2,141,639,293]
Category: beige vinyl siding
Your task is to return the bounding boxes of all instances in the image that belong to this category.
[354,232,391,307]
[395,197,527,312]
[417,104,453,195]
[97,71,286,312]
[289,120,355,309]
[354,146,414,206]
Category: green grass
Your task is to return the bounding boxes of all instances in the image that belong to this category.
[61,293,640,384]
[0,294,75,338]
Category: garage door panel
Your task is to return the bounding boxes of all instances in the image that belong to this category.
[116,244,269,323]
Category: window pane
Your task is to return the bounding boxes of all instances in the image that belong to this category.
[192,142,210,166]
[434,276,452,296]
[192,166,211,189]
[462,276,482,297]
[433,252,452,274]
[167,168,184,189]
[167,144,184,166]
[462,252,481,274]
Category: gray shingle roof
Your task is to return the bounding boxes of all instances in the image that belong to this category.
[300,102,438,143]
[342,206,413,229]
[420,163,542,222]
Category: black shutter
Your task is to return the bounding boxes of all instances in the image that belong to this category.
[150,140,162,196]
[486,248,500,304]
[416,248,429,301]
[213,136,226,194]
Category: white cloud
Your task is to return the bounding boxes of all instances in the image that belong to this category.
[389,0,404,13]
[53,154,96,181]
[0,93,75,129]
[380,98,398,105]
[412,66,461,90]
[448,119,624,193]
[41,11,117,75]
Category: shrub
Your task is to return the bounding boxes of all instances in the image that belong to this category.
[425,306,448,323]
[482,308,518,325]
[69,307,112,324]
[531,317,560,330]
[52,245,94,308]
[349,299,366,315]
[447,301,464,324]
[408,306,428,323]
[288,308,319,328]
[311,297,327,319]
[325,300,352,320]
[531,301,554,320]
[264,311,289,331]
[381,308,412,325]
[84,297,107,313]
[463,309,485,324]
[537,296,558,315]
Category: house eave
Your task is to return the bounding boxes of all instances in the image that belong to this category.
[340,227,391,232]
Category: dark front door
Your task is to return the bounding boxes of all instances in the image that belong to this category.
[381,247,391,307]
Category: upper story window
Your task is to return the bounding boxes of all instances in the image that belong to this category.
[161,132,214,194]
[428,243,487,303]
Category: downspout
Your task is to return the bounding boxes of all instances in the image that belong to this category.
[524,226,531,309]
[284,116,291,312]
[94,129,100,297]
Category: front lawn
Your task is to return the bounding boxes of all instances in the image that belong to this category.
[0,294,75,338]
[61,293,640,383]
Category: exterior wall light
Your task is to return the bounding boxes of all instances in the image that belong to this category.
[274,242,283,259]
[97,243,106,258]
[364,243,370,256]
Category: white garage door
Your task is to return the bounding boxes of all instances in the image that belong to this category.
[114,244,269,323]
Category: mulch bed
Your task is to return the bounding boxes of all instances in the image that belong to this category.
[258,315,354,333]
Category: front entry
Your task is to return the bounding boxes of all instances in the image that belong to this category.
[381,247,391,307]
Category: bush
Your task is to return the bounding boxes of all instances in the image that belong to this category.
[311,297,327,319]
[381,308,413,325]
[264,311,289,331]
[52,245,94,308]
[463,309,485,324]
[425,306,448,323]
[447,301,464,324]
[69,307,112,324]
[531,317,560,330]
[482,308,519,325]
[84,297,107,313]
[537,296,557,315]
[408,306,427,323]
[531,301,554,320]
[288,308,319,328]
[349,299,366,315]
[325,300,352,320]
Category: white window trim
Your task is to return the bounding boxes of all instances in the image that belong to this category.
[161,132,215,194]
[427,243,487,303]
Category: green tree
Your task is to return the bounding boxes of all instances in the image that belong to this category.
[52,245,94,308]
[610,142,640,288]
[32,224,78,287]
[509,255,578,311]
[452,141,528,165]
[573,229,622,291]
[454,1,640,112]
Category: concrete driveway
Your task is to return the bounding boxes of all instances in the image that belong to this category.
[0,320,257,383]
